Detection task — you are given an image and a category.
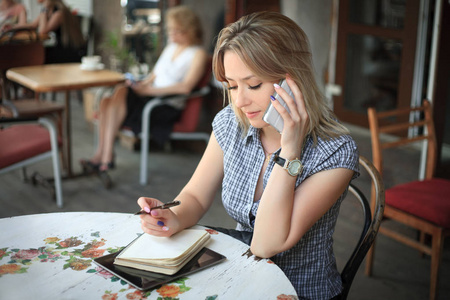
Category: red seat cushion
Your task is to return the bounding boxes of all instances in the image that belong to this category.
[386,178,450,228]
[173,96,202,133]
[0,124,51,169]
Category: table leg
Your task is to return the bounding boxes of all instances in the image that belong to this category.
[64,90,73,177]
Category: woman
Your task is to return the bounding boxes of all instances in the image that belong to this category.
[0,0,27,31]
[81,5,207,173]
[14,0,85,63]
[137,12,359,299]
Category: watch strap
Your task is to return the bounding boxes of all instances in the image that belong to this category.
[274,155,288,169]
[274,154,302,176]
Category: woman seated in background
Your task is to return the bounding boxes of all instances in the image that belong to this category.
[0,0,27,31]
[136,11,359,299]
[80,5,207,173]
[12,0,85,63]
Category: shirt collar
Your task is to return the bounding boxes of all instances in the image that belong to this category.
[243,125,259,144]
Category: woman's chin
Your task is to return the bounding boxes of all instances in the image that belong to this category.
[249,119,270,129]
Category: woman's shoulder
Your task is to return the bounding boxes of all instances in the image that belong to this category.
[315,133,357,154]
[191,46,207,61]
[6,3,26,15]
[163,43,177,52]
[304,133,359,177]
[188,44,207,58]
[213,106,240,146]
[13,3,26,13]
[213,105,235,126]
[306,133,358,167]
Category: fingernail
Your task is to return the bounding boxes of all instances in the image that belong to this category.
[144,207,150,213]
[157,221,165,226]
[162,226,169,231]
[270,95,276,101]
[151,210,158,216]
[274,83,280,89]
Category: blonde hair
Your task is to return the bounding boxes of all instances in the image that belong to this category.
[213,11,348,143]
[47,0,85,48]
[165,5,203,46]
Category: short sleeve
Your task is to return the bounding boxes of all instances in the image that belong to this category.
[318,137,360,180]
[301,134,360,184]
[212,105,237,153]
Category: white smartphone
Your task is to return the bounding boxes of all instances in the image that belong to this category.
[262,79,294,133]
[124,72,137,85]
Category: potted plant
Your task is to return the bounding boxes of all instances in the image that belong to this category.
[100,30,138,73]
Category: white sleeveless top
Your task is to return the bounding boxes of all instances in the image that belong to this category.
[153,43,200,87]
[151,43,201,109]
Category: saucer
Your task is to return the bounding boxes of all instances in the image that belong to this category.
[80,63,105,71]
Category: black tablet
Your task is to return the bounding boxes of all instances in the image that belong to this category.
[93,247,226,291]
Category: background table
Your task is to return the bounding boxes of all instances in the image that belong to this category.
[0,212,297,299]
[0,31,48,44]
[6,63,125,176]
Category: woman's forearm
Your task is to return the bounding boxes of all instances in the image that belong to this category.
[133,81,195,97]
[171,134,224,232]
[38,10,62,34]
[171,190,211,230]
[251,168,354,258]
[251,166,297,258]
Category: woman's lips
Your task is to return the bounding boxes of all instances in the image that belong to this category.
[245,111,260,119]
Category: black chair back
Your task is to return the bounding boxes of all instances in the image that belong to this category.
[340,156,385,299]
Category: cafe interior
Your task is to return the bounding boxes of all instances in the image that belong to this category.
[1,0,449,299]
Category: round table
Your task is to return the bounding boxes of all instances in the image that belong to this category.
[0,212,297,299]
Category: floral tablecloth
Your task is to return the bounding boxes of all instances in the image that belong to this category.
[0,212,297,299]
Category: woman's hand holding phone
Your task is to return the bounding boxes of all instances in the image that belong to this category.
[262,79,292,133]
[268,76,309,158]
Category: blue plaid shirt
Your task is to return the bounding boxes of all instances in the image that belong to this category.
[213,106,359,299]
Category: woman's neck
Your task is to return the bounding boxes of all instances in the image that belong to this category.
[171,43,190,61]
[175,40,191,48]
[260,126,281,153]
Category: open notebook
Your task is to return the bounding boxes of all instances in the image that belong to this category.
[114,229,211,275]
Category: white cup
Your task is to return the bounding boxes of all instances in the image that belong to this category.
[82,56,101,69]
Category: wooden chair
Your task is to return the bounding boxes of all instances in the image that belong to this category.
[365,99,450,300]
[0,27,41,43]
[340,155,385,299]
[0,28,65,120]
[139,57,212,185]
[0,116,63,207]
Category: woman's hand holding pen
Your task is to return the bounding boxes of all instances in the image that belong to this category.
[136,197,181,237]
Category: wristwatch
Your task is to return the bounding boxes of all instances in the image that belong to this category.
[274,155,303,176]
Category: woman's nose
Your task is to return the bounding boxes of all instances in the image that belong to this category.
[234,89,250,108]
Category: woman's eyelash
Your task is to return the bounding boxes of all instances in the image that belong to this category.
[226,83,262,91]
[249,83,262,90]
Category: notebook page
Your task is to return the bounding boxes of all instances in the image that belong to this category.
[118,229,208,260]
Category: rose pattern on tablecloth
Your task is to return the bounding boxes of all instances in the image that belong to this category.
[0,233,116,277]
[0,229,236,299]
[1,229,295,299]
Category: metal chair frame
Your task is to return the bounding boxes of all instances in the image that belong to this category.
[139,57,212,185]
[0,117,63,207]
[340,155,385,299]
[0,28,65,133]
[139,84,211,185]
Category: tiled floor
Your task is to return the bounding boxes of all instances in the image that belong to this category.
[1,95,449,299]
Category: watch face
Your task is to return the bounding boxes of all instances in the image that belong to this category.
[288,160,302,176]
